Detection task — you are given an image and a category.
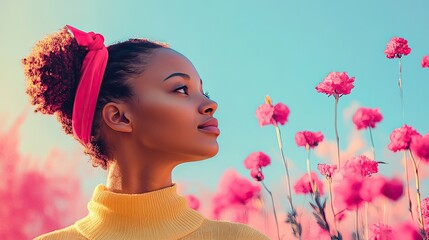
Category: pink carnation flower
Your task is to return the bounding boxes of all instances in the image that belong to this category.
[345,155,379,177]
[317,163,337,178]
[411,134,429,162]
[185,194,200,210]
[255,103,274,126]
[421,198,429,220]
[352,107,383,130]
[393,222,423,240]
[370,223,394,240]
[250,168,264,181]
[334,177,364,209]
[315,72,355,97]
[384,37,411,59]
[360,176,385,202]
[421,55,429,68]
[295,131,324,148]
[380,177,403,201]
[388,125,421,152]
[272,102,289,125]
[293,172,324,195]
[244,151,271,169]
[255,102,290,127]
[212,169,261,219]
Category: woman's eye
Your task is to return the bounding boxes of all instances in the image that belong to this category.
[175,86,188,95]
[175,85,210,99]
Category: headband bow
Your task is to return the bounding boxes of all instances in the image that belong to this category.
[67,25,108,145]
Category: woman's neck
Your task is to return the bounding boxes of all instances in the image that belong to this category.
[106,160,174,194]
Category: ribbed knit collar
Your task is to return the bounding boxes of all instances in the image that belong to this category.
[75,184,205,240]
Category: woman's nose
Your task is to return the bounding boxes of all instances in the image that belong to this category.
[199,98,218,115]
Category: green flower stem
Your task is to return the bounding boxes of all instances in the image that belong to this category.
[398,58,405,123]
[328,178,338,235]
[368,128,376,160]
[356,207,360,240]
[261,180,280,240]
[404,151,415,222]
[334,95,341,169]
[365,202,369,240]
[306,147,316,193]
[409,150,426,234]
[274,124,294,210]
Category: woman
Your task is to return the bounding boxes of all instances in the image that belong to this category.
[23,25,270,240]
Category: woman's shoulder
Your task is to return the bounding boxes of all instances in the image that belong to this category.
[33,225,87,240]
[184,218,270,240]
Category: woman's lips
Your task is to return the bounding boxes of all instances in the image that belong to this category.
[198,126,220,135]
[198,118,220,136]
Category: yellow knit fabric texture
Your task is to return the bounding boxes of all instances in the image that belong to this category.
[34,184,270,240]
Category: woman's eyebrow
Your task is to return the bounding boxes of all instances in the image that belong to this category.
[163,72,203,84]
[163,72,190,81]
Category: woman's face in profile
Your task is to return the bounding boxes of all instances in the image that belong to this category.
[127,48,219,164]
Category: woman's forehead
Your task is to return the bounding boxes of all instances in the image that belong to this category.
[146,48,199,80]
[132,48,201,88]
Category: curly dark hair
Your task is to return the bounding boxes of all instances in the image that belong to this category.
[22,26,169,169]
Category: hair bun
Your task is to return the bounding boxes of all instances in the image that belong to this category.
[22,26,87,117]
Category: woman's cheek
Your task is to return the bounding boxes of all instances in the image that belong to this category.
[135,100,196,147]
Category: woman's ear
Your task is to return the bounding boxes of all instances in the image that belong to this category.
[101,102,133,133]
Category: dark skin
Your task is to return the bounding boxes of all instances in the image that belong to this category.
[99,48,219,194]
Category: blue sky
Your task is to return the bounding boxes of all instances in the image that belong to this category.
[1,0,429,196]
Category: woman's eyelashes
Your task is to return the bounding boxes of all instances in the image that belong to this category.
[174,85,189,96]
[174,85,210,99]
[203,91,210,99]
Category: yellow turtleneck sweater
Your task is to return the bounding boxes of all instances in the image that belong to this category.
[34,184,270,240]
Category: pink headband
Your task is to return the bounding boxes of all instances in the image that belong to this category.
[66,25,108,145]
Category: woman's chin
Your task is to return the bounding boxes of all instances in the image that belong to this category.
[187,145,219,162]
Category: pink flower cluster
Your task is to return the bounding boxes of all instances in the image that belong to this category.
[335,176,403,210]
[421,55,429,68]
[345,155,379,178]
[370,223,393,240]
[411,134,429,162]
[384,37,411,58]
[256,102,290,127]
[380,177,404,201]
[293,172,324,195]
[352,107,383,130]
[394,222,424,240]
[212,170,261,219]
[315,72,355,97]
[185,195,200,210]
[332,154,404,210]
[317,163,337,178]
[295,131,324,148]
[244,151,271,181]
[388,125,421,152]
[370,222,423,240]
[421,198,429,220]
